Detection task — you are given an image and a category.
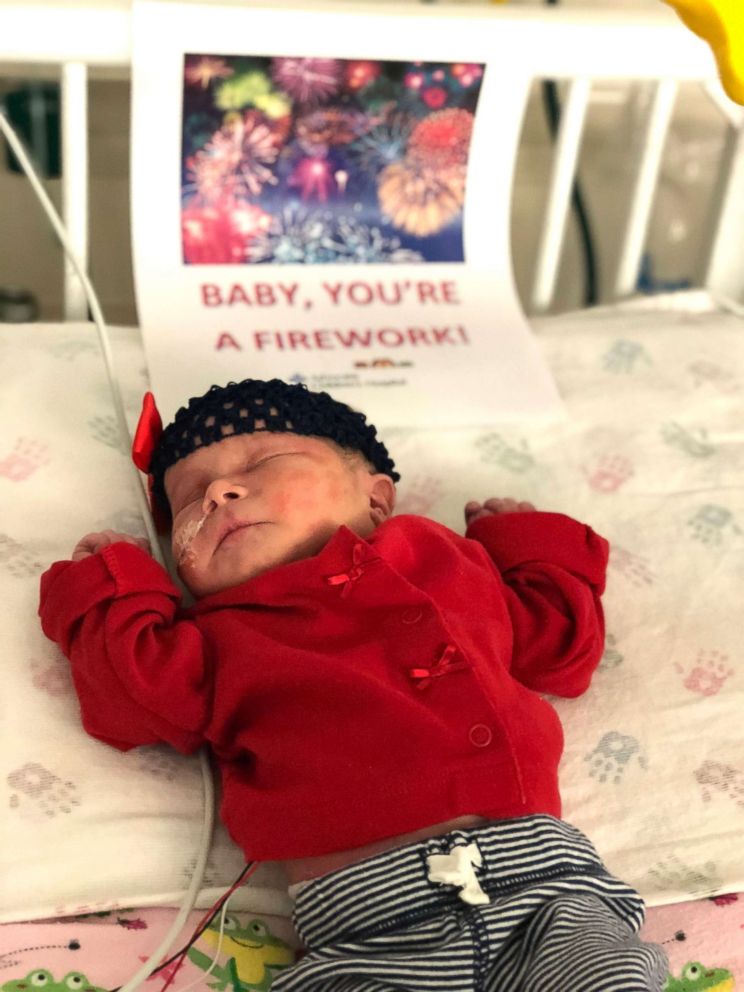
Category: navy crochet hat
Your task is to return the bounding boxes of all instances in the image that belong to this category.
[140,378,399,519]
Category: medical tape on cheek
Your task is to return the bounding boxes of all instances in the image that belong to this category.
[173,513,208,565]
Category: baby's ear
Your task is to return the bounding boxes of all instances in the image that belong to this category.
[368,474,396,524]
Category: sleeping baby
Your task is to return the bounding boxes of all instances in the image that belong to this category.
[39,377,668,990]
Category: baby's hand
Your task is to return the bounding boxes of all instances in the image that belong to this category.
[72,530,151,562]
[464,497,537,526]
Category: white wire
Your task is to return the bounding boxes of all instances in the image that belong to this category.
[114,752,214,992]
[0,107,160,561]
[171,894,233,992]
[0,107,217,992]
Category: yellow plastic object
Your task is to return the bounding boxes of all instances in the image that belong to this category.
[663,0,744,104]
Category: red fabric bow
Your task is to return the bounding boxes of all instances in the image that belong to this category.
[326,544,369,597]
[131,392,170,533]
[409,644,468,690]
[132,391,163,473]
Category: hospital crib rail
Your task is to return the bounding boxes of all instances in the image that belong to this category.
[1,0,743,319]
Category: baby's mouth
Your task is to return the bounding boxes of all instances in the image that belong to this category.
[218,522,251,546]
[215,518,267,551]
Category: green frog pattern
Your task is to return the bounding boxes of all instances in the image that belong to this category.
[186,914,294,992]
[1,972,106,992]
[664,961,735,991]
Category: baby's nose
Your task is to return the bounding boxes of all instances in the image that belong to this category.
[203,478,248,512]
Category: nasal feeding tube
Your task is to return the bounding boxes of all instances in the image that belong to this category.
[173,513,209,565]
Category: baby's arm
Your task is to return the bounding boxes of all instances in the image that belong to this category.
[465,497,608,698]
[40,538,210,753]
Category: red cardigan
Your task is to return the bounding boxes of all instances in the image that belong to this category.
[39,512,608,861]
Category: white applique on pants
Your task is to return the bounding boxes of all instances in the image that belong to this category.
[425,842,490,905]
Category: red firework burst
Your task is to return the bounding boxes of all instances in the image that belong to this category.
[345,60,381,91]
[182,200,272,264]
[421,86,448,110]
[288,156,336,202]
[408,108,474,169]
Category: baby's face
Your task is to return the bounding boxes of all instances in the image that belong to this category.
[164,431,388,597]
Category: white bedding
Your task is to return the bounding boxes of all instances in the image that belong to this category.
[1,291,742,922]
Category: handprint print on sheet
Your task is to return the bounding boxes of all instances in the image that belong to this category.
[30,653,74,697]
[582,453,635,494]
[608,546,656,587]
[660,422,716,458]
[687,504,742,546]
[601,339,651,374]
[7,762,81,820]
[474,433,536,474]
[584,731,647,784]
[599,634,624,671]
[695,759,744,810]
[674,650,734,697]
[688,358,741,395]
[0,437,50,481]
[0,533,44,578]
[88,414,127,452]
[643,853,722,899]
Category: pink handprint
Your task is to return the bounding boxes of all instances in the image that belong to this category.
[674,649,734,697]
[582,453,634,493]
[0,437,49,481]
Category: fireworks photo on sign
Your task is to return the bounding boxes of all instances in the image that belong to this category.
[181,54,485,265]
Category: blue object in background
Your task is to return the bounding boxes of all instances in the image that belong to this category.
[637,253,692,295]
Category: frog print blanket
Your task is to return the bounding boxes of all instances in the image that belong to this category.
[1,894,742,991]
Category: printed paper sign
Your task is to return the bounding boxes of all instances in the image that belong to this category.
[132,0,563,426]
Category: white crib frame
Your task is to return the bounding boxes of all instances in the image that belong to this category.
[2,0,744,319]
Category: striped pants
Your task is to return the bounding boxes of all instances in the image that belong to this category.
[272,816,668,992]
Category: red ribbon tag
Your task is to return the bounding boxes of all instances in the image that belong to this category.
[131,392,171,532]
[132,391,163,473]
